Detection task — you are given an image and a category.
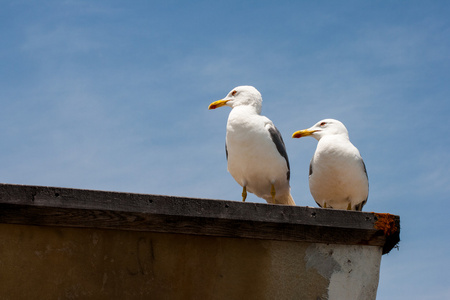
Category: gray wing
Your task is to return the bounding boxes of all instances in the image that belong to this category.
[267,125,290,181]
[308,157,324,208]
[356,159,369,211]
[362,160,368,180]
[225,142,228,161]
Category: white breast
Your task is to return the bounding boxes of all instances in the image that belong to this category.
[225,107,290,200]
[309,136,368,209]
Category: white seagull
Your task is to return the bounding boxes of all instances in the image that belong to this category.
[292,119,368,211]
[208,86,295,205]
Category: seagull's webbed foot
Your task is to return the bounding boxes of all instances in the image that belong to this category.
[242,186,247,202]
[271,184,276,203]
[347,203,352,210]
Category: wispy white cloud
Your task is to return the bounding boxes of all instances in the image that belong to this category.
[1,3,450,298]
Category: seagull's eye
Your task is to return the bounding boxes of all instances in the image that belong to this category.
[320,122,327,126]
[231,90,237,96]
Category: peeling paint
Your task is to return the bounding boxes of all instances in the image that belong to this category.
[306,244,382,300]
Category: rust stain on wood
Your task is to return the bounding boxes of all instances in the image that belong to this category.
[374,213,398,236]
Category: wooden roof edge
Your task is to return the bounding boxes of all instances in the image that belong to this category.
[0,183,400,254]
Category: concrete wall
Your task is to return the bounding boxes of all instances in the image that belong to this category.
[0,223,381,300]
[0,183,400,300]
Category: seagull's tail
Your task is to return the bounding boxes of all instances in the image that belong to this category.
[275,192,296,206]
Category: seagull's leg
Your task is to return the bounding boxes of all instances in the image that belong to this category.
[271,184,276,203]
[323,202,327,208]
[242,186,247,202]
[347,203,352,210]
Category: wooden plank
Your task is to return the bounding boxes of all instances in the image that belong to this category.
[0,183,400,254]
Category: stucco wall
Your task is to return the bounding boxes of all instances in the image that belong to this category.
[0,223,381,300]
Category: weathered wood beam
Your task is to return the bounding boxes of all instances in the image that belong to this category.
[0,183,399,254]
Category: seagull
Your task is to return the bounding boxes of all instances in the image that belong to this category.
[208,86,295,205]
[292,119,368,211]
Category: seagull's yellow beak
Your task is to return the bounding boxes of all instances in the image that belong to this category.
[208,99,229,110]
[292,129,317,138]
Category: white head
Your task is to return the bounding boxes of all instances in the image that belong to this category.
[292,119,349,141]
[208,86,262,114]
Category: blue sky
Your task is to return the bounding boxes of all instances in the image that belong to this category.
[1,1,449,298]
